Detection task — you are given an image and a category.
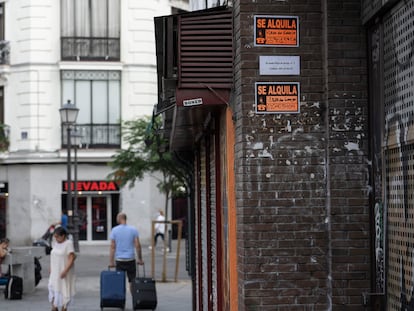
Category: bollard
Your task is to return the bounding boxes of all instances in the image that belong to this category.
[168,229,172,252]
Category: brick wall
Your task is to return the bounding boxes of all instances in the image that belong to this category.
[233,0,370,309]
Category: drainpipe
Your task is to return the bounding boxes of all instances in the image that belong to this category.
[321,0,332,309]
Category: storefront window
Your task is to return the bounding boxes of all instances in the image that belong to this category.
[0,196,6,238]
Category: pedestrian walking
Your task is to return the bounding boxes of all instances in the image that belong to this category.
[150,210,165,250]
[48,226,76,311]
[109,212,144,293]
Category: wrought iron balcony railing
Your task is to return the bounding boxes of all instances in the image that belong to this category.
[62,124,121,149]
[61,37,120,61]
[0,41,10,65]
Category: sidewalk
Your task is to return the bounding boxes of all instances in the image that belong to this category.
[1,241,192,310]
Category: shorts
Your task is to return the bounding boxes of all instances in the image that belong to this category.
[115,259,136,282]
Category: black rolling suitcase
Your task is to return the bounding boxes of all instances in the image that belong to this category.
[4,254,23,300]
[100,266,126,310]
[5,276,23,300]
[132,264,157,310]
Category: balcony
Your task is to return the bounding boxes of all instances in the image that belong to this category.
[61,37,120,61]
[0,41,9,65]
[62,124,121,149]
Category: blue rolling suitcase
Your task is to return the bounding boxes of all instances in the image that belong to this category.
[100,267,126,310]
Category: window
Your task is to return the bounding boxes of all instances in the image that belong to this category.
[0,87,9,151]
[0,3,4,40]
[0,196,6,238]
[61,0,120,61]
[61,70,121,148]
[0,87,3,123]
[0,3,9,65]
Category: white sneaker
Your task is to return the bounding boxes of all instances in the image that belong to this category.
[148,246,152,250]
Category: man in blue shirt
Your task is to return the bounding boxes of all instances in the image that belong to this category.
[60,212,68,230]
[109,213,144,291]
[54,212,68,230]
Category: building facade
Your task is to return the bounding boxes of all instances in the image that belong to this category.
[156,0,373,310]
[156,0,414,309]
[0,0,188,246]
[363,0,414,310]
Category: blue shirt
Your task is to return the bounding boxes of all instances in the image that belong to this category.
[110,224,139,260]
[61,214,68,230]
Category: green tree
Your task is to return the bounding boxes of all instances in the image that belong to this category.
[108,115,188,282]
[108,115,187,221]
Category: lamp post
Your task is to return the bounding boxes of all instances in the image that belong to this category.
[59,100,79,251]
[71,129,83,252]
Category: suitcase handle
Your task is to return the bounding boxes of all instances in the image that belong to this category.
[6,252,13,275]
[136,263,146,278]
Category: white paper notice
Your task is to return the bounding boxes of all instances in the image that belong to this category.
[259,56,300,75]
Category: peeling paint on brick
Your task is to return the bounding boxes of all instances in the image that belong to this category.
[233,0,369,309]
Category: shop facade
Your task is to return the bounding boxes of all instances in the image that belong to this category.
[0,161,164,246]
[155,1,372,310]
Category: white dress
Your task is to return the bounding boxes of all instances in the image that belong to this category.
[48,239,76,308]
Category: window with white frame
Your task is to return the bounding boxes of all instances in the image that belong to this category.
[61,0,120,61]
[61,70,121,148]
[0,3,9,65]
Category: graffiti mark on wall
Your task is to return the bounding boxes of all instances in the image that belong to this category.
[385,109,414,221]
[375,202,385,292]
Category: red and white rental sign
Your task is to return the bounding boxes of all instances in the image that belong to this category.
[254,15,299,47]
[255,82,300,114]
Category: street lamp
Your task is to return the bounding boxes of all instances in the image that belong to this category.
[60,100,79,251]
[71,129,83,252]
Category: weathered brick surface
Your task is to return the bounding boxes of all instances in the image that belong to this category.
[233,0,369,309]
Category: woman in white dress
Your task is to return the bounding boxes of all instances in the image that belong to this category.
[48,226,76,311]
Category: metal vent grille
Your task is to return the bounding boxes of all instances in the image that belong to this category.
[178,9,233,89]
[383,2,414,310]
[386,145,414,310]
[209,135,218,311]
[384,1,414,148]
[200,144,209,311]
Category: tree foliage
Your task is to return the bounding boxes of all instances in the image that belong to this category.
[108,115,187,199]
